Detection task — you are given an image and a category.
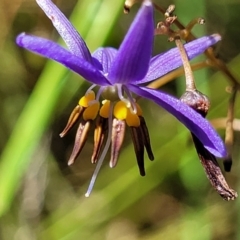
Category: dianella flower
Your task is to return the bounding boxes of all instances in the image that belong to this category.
[16,0,226,196]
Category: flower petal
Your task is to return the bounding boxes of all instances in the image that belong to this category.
[36,0,92,62]
[137,34,221,84]
[108,0,154,84]
[129,84,227,157]
[92,47,118,74]
[16,33,109,86]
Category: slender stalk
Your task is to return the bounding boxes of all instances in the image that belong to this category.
[210,118,240,131]
[153,2,240,90]
[175,37,196,91]
[225,89,237,162]
[147,61,209,90]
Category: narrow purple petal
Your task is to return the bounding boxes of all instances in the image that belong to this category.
[128,84,227,158]
[36,0,92,62]
[108,0,154,84]
[92,47,118,74]
[136,34,221,84]
[16,33,109,86]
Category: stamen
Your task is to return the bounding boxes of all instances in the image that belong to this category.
[96,86,104,102]
[79,90,96,107]
[126,109,140,127]
[59,105,83,137]
[86,84,97,94]
[85,103,114,197]
[129,102,137,115]
[83,102,100,121]
[110,119,126,168]
[91,117,108,163]
[117,84,131,108]
[123,86,137,114]
[130,127,145,176]
[68,120,91,165]
[139,116,154,160]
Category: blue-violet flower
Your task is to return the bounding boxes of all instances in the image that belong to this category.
[16,0,226,196]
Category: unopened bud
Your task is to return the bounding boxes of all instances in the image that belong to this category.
[164,4,175,18]
[124,0,141,13]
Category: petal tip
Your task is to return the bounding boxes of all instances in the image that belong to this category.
[205,145,227,158]
[16,32,26,45]
[143,0,152,6]
[220,149,228,158]
[211,33,222,42]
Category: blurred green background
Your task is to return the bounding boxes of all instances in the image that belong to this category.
[0,0,240,239]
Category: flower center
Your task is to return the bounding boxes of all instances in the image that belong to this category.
[78,84,141,127]
[101,85,120,102]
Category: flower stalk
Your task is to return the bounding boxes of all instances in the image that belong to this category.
[175,38,196,91]
[168,7,238,199]
[224,88,237,172]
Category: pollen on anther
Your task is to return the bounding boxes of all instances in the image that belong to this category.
[100,100,111,118]
[83,102,100,120]
[135,103,143,116]
[113,101,128,120]
[79,90,95,107]
[126,109,140,127]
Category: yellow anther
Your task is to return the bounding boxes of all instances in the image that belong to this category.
[113,101,128,120]
[135,103,143,116]
[126,109,140,127]
[113,100,142,126]
[83,102,100,120]
[79,90,95,107]
[100,100,111,118]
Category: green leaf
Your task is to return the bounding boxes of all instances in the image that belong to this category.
[0,0,123,216]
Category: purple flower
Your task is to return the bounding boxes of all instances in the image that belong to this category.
[16,0,226,195]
